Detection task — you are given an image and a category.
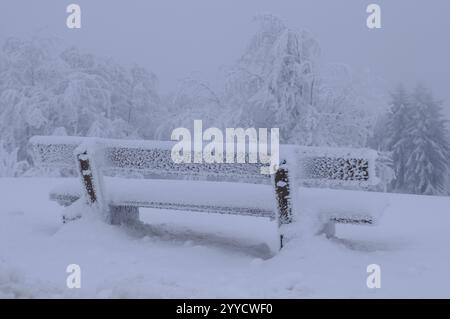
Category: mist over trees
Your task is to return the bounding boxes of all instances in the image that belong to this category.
[160,15,386,148]
[0,15,448,195]
[372,85,450,195]
[0,37,162,172]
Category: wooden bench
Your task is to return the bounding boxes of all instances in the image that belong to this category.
[29,136,379,249]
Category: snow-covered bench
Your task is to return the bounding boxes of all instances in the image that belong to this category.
[29,136,379,249]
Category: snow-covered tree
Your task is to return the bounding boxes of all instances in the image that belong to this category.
[401,86,450,195]
[375,85,411,190]
[314,65,387,147]
[0,37,163,171]
[222,15,385,148]
[224,14,320,144]
[155,77,225,140]
[129,65,162,138]
[374,85,450,195]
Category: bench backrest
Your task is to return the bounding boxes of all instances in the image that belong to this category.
[29,136,378,188]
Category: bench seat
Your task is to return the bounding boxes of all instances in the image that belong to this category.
[50,177,385,224]
[50,177,276,218]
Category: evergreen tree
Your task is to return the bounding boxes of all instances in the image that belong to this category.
[401,86,450,195]
[385,85,411,190]
[378,85,450,195]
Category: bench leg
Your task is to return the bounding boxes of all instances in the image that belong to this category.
[318,221,336,238]
[110,206,140,225]
[75,142,109,222]
[76,150,102,208]
[273,160,293,250]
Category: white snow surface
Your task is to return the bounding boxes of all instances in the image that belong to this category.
[0,177,450,298]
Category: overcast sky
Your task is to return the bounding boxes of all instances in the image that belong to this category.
[1,0,449,116]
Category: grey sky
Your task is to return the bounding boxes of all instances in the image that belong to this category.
[1,0,449,116]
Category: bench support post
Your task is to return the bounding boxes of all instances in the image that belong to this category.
[110,206,140,225]
[75,143,109,222]
[273,160,293,250]
[77,150,99,205]
[318,221,336,238]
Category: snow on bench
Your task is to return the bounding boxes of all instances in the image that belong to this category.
[50,177,385,224]
[50,177,275,218]
[30,136,377,186]
[29,136,380,249]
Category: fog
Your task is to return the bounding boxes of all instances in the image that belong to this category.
[1,0,449,116]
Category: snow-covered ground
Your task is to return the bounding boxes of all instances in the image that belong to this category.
[0,177,449,298]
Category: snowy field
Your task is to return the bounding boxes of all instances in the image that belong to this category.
[0,177,450,298]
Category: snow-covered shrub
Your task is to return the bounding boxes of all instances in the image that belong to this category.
[0,141,29,177]
[373,151,395,192]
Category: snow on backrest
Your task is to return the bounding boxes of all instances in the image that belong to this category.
[30,136,82,168]
[30,136,268,183]
[29,136,378,187]
[294,146,378,188]
[105,146,267,182]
